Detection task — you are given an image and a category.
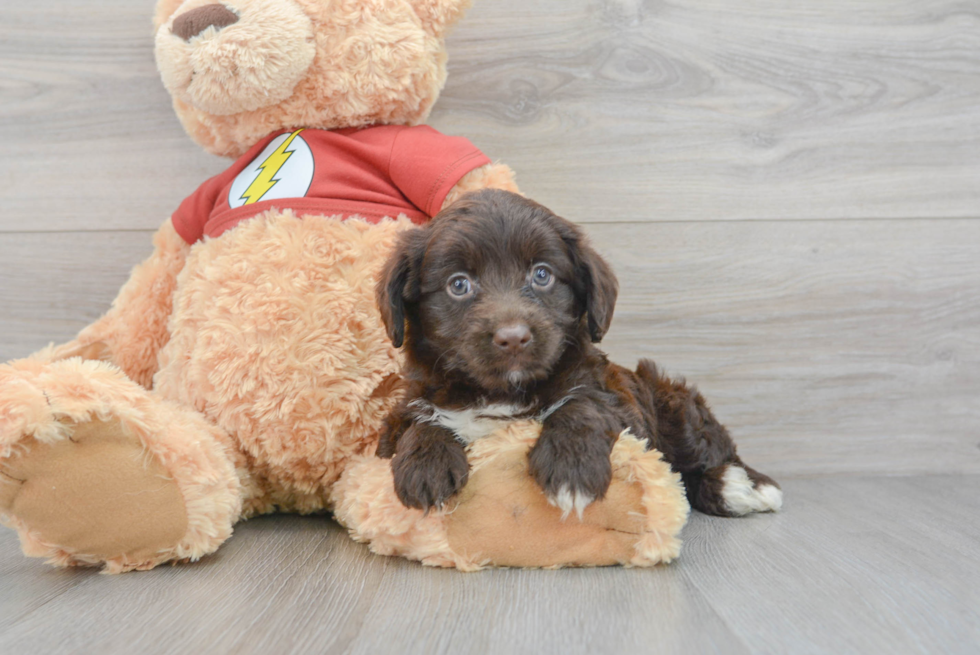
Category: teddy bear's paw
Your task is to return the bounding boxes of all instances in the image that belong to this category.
[0,416,190,571]
[0,356,243,572]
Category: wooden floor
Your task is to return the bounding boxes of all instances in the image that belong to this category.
[1,0,978,653]
[2,476,978,654]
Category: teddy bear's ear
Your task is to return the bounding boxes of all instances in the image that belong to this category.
[409,0,473,38]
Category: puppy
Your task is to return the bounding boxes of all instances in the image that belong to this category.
[376,189,782,518]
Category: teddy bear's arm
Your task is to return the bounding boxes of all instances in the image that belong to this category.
[412,0,472,39]
[48,219,190,388]
[440,162,520,211]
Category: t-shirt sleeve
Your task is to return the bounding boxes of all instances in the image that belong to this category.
[388,126,492,217]
[171,171,230,244]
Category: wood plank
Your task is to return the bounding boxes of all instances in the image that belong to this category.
[2,476,978,654]
[592,221,980,475]
[679,475,980,654]
[1,0,978,232]
[0,517,390,654]
[440,0,980,221]
[0,0,226,233]
[343,548,741,655]
[590,218,980,477]
[0,231,154,361]
[4,219,976,477]
[0,530,89,633]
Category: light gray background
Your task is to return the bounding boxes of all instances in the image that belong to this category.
[1,1,978,653]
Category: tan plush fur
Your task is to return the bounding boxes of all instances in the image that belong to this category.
[335,424,688,569]
[0,0,689,572]
[610,432,690,566]
[156,0,318,117]
[0,357,244,572]
[441,162,521,211]
[155,0,463,157]
[334,445,465,569]
[154,211,415,513]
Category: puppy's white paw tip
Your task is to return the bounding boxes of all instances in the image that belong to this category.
[756,483,783,511]
[548,485,594,521]
[721,465,783,515]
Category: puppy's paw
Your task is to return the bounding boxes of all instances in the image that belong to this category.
[391,439,469,511]
[528,436,613,520]
[548,485,595,521]
[720,464,783,515]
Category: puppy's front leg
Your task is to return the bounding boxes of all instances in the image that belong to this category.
[528,398,620,519]
[390,422,470,511]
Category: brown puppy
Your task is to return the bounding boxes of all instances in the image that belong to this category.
[376,189,781,518]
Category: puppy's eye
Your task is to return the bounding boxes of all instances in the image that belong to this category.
[531,264,554,289]
[447,274,474,298]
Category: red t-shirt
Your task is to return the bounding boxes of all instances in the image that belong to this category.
[171,125,491,243]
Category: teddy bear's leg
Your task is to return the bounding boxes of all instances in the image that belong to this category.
[0,356,244,572]
[39,219,190,389]
[335,425,690,570]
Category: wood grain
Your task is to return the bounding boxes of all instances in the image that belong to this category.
[0,0,978,232]
[677,475,980,654]
[0,231,154,360]
[440,0,980,221]
[1,2,978,651]
[589,218,980,477]
[2,476,978,654]
[0,1,226,233]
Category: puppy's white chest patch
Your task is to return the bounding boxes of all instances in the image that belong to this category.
[411,393,579,445]
[411,401,530,444]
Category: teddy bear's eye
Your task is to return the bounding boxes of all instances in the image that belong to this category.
[447,274,474,299]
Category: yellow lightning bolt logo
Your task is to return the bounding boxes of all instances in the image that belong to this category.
[239,129,305,205]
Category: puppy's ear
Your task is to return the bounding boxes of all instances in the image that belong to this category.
[580,242,619,342]
[561,224,619,343]
[377,228,428,348]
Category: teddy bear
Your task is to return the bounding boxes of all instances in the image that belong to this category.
[0,0,689,573]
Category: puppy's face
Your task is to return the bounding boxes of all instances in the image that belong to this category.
[378,190,618,393]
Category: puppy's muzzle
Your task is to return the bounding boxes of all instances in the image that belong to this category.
[493,322,532,355]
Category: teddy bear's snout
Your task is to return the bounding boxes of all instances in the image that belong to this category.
[156,0,316,117]
[172,4,239,41]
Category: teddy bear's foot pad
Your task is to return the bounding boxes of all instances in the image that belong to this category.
[445,445,648,568]
[0,417,188,564]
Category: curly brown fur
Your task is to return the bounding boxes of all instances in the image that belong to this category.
[376,189,781,517]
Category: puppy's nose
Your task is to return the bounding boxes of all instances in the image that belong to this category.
[493,323,532,354]
[172,4,239,41]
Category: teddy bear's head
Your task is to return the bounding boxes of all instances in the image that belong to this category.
[154,0,471,157]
